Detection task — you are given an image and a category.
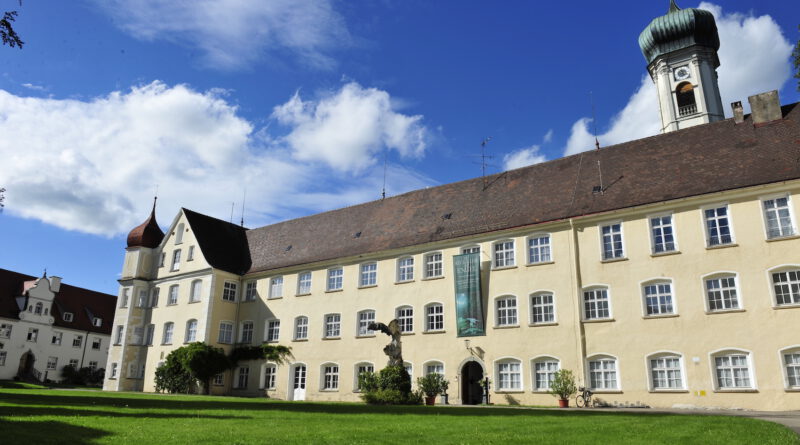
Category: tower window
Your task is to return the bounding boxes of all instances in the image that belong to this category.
[676,82,697,116]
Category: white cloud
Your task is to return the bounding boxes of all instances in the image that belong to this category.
[563,3,793,156]
[92,0,350,70]
[21,83,46,92]
[272,82,427,173]
[0,82,434,236]
[503,145,548,171]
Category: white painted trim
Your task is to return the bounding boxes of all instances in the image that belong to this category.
[529,290,557,325]
[529,355,560,392]
[491,239,516,269]
[778,345,800,390]
[596,220,626,261]
[765,264,800,308]
[638,277,678,317]
[525,232,554,265]
[580,284,613,321]
[492,356,524,392]
[644,350,686,391]
[421,359,446,376]
[708,348,757,391]
[700,271,742,312]
[699,202,736,247]
[758,192,798,240]
[493,294,520,327]
[319,361,341,391]
[645,211,679,254]
[585,353,621,391]
[353,361,375,392]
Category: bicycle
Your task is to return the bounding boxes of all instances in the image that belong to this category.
[575,386,594,408]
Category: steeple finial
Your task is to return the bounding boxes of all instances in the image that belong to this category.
[668,0,681,13]
[42,268,47,278]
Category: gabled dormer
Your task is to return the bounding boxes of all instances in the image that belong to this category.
[16,274,60,325]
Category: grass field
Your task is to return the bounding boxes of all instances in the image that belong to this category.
[0,384,797,444]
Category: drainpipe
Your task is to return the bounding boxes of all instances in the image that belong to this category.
[568,218,587,381]
[79,330,90,369]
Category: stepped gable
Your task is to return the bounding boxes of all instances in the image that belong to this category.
[246,103,800,274]
[183,208,252,275]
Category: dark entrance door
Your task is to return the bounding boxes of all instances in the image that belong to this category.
[17,351,35,378]
[461,361,483,405]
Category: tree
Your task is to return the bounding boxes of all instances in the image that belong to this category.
[183,342,230,395]
[154,346,195,394]
[1,10,23,48]
[793,25,800,92]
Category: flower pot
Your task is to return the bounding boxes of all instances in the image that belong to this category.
[425,395,436,406]
[558,398,569,408]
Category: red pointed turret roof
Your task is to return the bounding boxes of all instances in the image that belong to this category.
[126,198,165,248]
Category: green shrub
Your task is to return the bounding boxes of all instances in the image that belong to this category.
[360,365,420,405]
[549,369,578,400]
[416,373,448,397]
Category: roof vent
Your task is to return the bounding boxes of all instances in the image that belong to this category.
[592,186,603,194]
[354,232,362,238]
[285,245,292,252]
[441,213,452,220]
[748,90,782,125]
[731,101,744,124]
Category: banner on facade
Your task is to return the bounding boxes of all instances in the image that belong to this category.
[453,252,485,337]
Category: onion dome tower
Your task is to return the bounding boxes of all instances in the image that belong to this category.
[127,198,165,248]
[639,0,724,133]
[123,198,164,280]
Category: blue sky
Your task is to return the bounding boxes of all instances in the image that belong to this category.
[1,0,798,294]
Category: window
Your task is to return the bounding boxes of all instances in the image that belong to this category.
[497,360,522,390]
[46,356,58,370]
[63,312,73,322]
[159,252,166,268]
[132,327,144,345]
[327,268,343,291]
[396,306,413,333]
[355,363,374,391]
[325,314,341,338]
[0,323,10,338]
[713,351,753,389]
[73,335,83,348]
[528,235,551,264]
[298,272,312,294]
[588,356,618,390]
[583,287,611,320]
[266,320,280,342]
[51,332,62,345]
[264,364,277,389]
[240,321,254,344]
[88,361,98,371]
[771,268,800,306]
[496,296,518,326]
[27,328,38,342]
[175,223,185,244]
[530,292,555,324]
[162,322,174,344]
[237,367,250,389]
[360,263,377,287]
[244,281,257,301]
[92,337,101,349]
[145,324,155,346]
[185,319,197,342]
[650,215,676,253]
[92,317,102,327]
[357,310,375,336]
[69,359,79,368]
[323,364,339,390]
[218,322,233,344]
[269,277,284,298]
[167,285,179,305]
[643,281,674,316]
[425,361,444,376]
[783,349,800,389]
[600,223,624,260]
[189,280,202,302]
[171,249,181,271]
[114,326,124,345]
[150,288,160,307]
[649,355,684,390]
[532,358,559,391]
[120,288,130,308]
[0,351,6,366]
[675,81,697,116]
[705,274,740,311]
[110,363,118,379]
[187,245,195,261]
[424,253,443,278]
[137,289,148,307]
[397,257,414,282]
[425,303,444,331]
[294,316,308,340]
[493,240,515,268]
[213,374,224,386]
[461,245,480,255]
[222,282,238,301]
[763,196,795,239]
[404,362,413,377]
[704,205,733,246]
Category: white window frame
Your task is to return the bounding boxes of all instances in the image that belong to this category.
[0,323,10,338]
[236,366,250,389]
[244,281,257,301]
[703,272,741,313]
[599,221,625,261]
[530,291,556,325]
[646,352,686,391]
[114,325,124,345]
[527,234,552,264]
[120,288,130,308]
[324,314,341,338]
[187,245,195,261]
[494,357,523,391]
[327,267,343,291]
[213,373,224,386]
[51,331,63,345]
[321,363,340,391]
[167,284,179,305]
[294,316,308,340]
[354,362,375,392]
[709,349,756,391]
[492,239,515,268]
[424,302,444,332]
[162,322,174,345]
[46,356,58,370]
[357,310,376,337]
[218,321,234,344]
[240,321,254,344]
[266,319,280,342]
[768,265,800,308]
[779,345,800,390]
[189,280,202,303]
[27,328,38,342]
[424,252,443,279]
[587,354,619,391]
[461,245,480,255]
[72,335,83,348]
[702,203,735,247]
[359,262,377,287]
[63,312,73,322]
[423,360,445,376]
[145,324,155,346]
[269,276,284,299]
[397,256,414,282]
[648,213,678,254]
[531,356,560,392]
[640,279,676,317]
[297,272,312,295]
[495,295,518,327]
[262,363,277,390]
[222,281,238,302]
[760,193,796,240]
[582,286,612,320]
[185,319,198,343]
[396,306,414,333]
[170,249,181,271]
[175,223,184,244]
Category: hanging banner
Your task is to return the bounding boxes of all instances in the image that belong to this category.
[453,252,485,337]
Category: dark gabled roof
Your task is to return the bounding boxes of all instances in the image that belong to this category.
[183,208,252,275]
[246,103,800,274]
[0,269,117,335]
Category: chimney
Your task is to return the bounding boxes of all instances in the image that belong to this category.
[748,90,782,125]
[731,101,744,124]
[49,276,62,293]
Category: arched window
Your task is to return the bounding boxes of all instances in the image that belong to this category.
[396,306,414,333]
[583,286,611,320]
[34,302,43,315]
[647,352,685,390]
[641,279,675,316]
[354,362,375,391]
[587,354,618,390]
[356,310,375,336]
[162,322,174,345]
[189,280,202,303]
[423,360,444,376]
[780,346,800,389]
[321,362,339,390]
[403,361,413,378]
[703,273,740,312]
[531,356,560,391]
[676,82,697,116]
[261,363,277,390]
[424,303,444,332]
[530,291,556,324]
[397,257,414,282]
[185,319,197,342]
[769,266,800,307]
[711,349,754,390]
[294,316,308,340]
[175,223,185,244]
[495,295,518,327]
[495,357,522,391]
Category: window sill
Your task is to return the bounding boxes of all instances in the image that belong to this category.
[493,325,520,329]
[221,299,237,303]
[600,257,628,264]
[528,322,558,327]
[491,265,518,271]
[292,339,308,342]
[401,332,415,336]
[264,340,278,344]
[526,261,554,267]
[494,390,524,394]
[705,308,745,315]
[422,275,445,281]
[267,296,284,300]
[188,300,201,304]
[642,314,679,319]
[422,330,446,335]
[713,389,758,393]
[394,280,415,285]
[358,284,377,289]
[166,303,177,306]
[325,289,343,293]
[295,293,311,297]
[356,334,376,339]
[582,318,615,324]
[320,389,339,392]
[766,234,800,242]
[591,390,623,394]
[649,389,689,393]
[774,304,800,310]
[784,388,800,392]
[650,250,681,258]
[322,337,341,341]
[706,243,738,250]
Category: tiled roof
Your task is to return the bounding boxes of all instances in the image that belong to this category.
[244,103,800,274]
[0,269,117,335]
[183,208,252,275]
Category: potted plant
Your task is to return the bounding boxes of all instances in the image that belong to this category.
[549,369,577,408]
[417,373,448,405]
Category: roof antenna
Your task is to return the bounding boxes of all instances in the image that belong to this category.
[240,189,246,227]
[480,137,493,189]
[591,91,600,150]
[381,149,387,200]
[230,202,235,224]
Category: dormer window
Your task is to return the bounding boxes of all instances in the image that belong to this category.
[63,312,74,322]
[676,82,697,117]
[93,317,102,327]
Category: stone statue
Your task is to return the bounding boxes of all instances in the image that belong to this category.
[368,319,403,367]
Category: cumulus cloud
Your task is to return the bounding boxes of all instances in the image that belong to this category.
[21,83,46,92]
[0,82,433,236]
[272,82,427,173]
[563,3,793,156]
[503,145,548,171]
[92,0,350,70]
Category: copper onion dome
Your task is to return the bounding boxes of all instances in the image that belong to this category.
[638,0,720,65]
[126,198,165,248]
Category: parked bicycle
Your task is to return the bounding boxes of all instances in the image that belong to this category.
[576,386,594,408]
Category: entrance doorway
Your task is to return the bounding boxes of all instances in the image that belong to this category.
[17,351,35,378]
[291,365,306,401]
[460,361,484,405]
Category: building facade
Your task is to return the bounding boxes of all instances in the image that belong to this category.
[0,269,116,382]
[105,3,800,410]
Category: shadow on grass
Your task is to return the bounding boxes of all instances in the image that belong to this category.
[0,404,250,420]
[0,418,109,444]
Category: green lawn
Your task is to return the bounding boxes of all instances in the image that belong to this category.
[0,387,797,445]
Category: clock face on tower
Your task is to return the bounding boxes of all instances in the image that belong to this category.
[674,66,691,81]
